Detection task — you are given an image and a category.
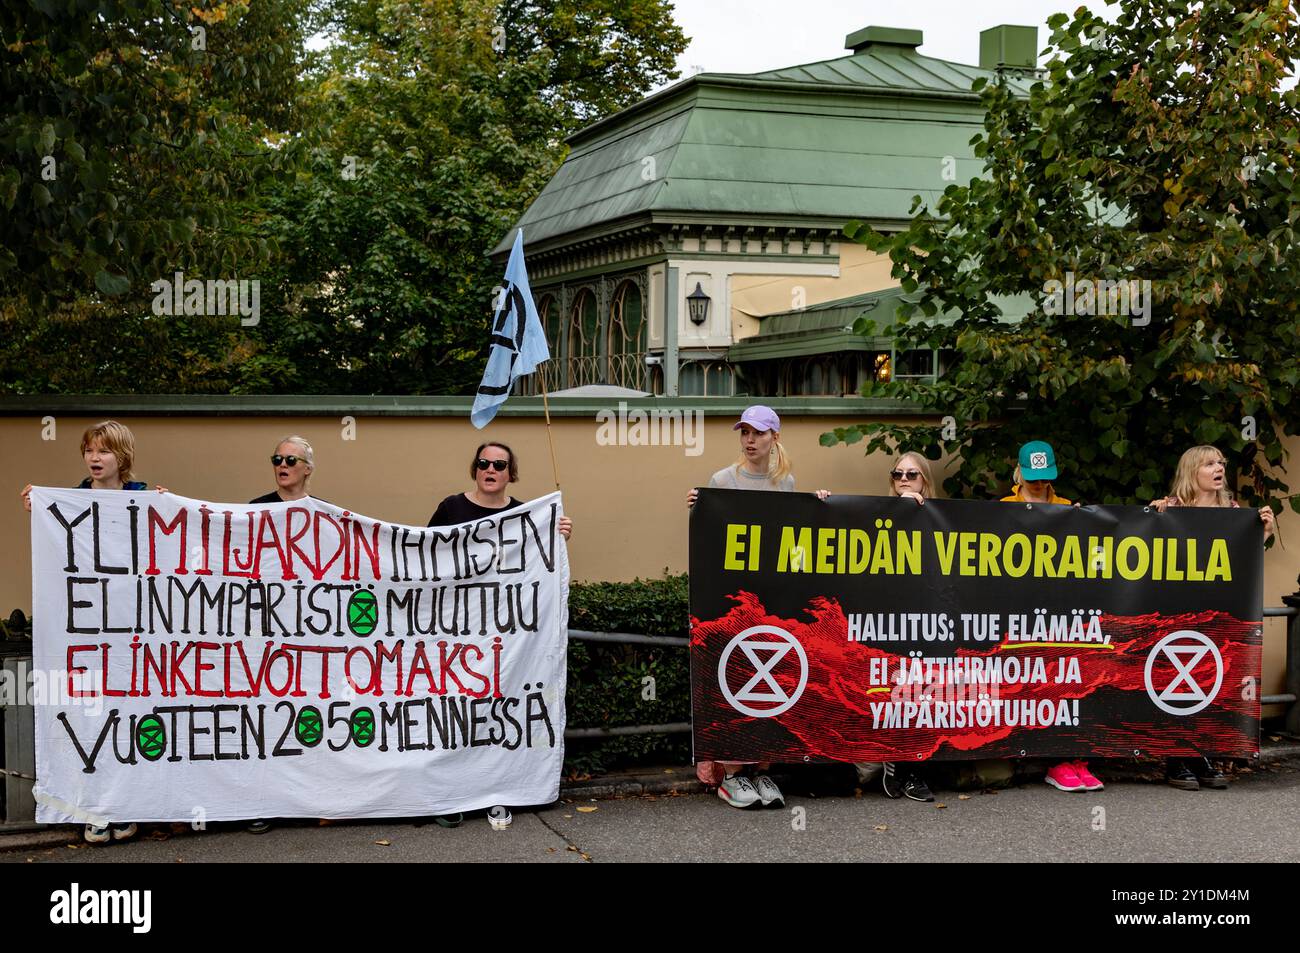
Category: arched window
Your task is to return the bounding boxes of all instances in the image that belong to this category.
[530,294,559,393]
[568,289,600,386]
[538,294,559,354]
[607,280,647,390]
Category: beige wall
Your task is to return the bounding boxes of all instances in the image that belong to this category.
[4,414,1295,706]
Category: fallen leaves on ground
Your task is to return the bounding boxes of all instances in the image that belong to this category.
[873,824,888,832]
[374,839,391,846]
[935,803,947,809]
[576,806,598,813]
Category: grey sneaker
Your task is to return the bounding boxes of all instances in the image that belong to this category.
[717,774,761,808]
[854,761,884,785]
[753,775,785,807]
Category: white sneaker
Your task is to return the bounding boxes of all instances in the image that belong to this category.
[717,774,761,808]
[753,775,785,807]
[84,823,110,844]
[111,823,138,841]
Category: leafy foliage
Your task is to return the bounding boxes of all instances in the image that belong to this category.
[0,0,307,391]
[564,573,690,776]
[0,0,687,394]
[825,0,1300,530]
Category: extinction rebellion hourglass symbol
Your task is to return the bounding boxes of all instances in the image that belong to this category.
[717,624,809,718]
[1143,630,1224,716]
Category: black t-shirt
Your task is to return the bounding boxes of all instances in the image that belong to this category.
[248,492,326,505]
[427,493,522,527]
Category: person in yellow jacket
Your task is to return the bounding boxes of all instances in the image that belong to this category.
[1000,440,1072,505]
[999,441,1101,794]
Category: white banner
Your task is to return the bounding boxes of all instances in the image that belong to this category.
[29,488,568,823]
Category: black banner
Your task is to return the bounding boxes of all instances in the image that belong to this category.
[689,491,1263,761]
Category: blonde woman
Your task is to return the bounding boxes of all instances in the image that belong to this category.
[249,435,318,505]
[1153,445,1274,791]
[1153,445,1275,539]
[687,405,827,809]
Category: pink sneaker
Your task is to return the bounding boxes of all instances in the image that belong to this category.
[1073,761,1103,791]
[1045,761,1086,792]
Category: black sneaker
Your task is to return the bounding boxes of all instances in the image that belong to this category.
[882,763,935,802]
[1190,757,1228,790]
[1166,759,1199,791]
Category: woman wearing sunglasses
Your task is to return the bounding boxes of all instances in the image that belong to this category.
[425,440,570,830]
[855,452,938,802]
[1152,445,1274,792]
[244,435,319,835]
[249,436,317,505]
[427,441,572,539]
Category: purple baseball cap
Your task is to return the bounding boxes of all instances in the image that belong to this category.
[733,405,781,433]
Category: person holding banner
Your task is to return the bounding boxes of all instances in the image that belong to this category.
[687,405,828,809]
[999,440,1073,507]
[1000,441,1105,794]
[1153,445,1274,791]
[248,436,318,505]
[429,442,572,539]
[19,419,167,844]
[425,440,570,828]
[20,419,160,512]
[240,435,321,835]
[856,452,937,802]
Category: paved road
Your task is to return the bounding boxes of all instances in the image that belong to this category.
[6,765,1298,863]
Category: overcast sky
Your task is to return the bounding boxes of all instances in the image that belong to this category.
[659,1,1295,91]
[659,0,1116,84]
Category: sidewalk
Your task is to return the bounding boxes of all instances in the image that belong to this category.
[4,738,1298,857]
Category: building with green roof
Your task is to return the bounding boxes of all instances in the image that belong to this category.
[495,23,1039,398]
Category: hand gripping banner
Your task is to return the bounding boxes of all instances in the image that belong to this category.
[689,491,1262,762]
[29,489,569,823]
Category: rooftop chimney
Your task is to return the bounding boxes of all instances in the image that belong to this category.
[845,26,923,54]
[978,25,1038,70]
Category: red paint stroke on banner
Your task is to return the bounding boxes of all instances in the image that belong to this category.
[691,592,1260,761]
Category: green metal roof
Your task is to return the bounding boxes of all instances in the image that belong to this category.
[496,28,1036,256]
[748,40,1021,95]
[728,285,1036,362]
[728,287,907,362]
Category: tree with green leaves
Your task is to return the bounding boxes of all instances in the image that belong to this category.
[249,0,687,394]
[825,0,1300,534]
[0,0,309,393]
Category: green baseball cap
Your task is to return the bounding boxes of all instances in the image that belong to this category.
[1018,440,1058,481]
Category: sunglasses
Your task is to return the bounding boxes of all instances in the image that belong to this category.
[890,469,922,481]
[271,455,303,467]
[476,459,509,472]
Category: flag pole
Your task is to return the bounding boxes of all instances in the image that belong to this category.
[538,368,561,490]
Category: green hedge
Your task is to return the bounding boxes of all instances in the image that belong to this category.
[564,573,691,776]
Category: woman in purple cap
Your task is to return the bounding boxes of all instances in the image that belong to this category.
[687,405,828,809]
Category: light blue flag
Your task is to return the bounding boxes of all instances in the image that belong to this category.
[470,229,550,429]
